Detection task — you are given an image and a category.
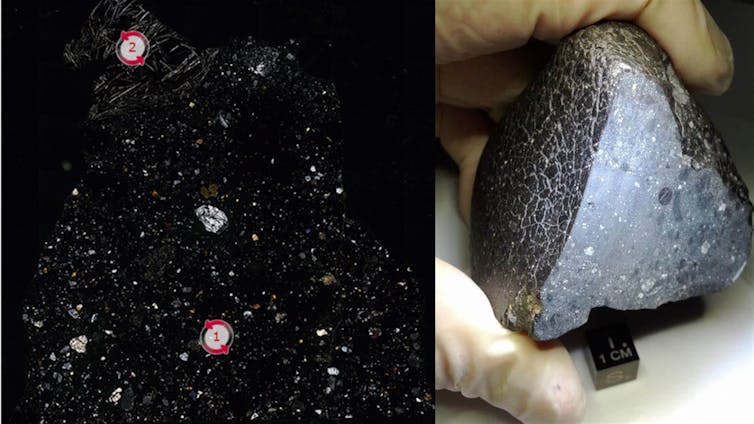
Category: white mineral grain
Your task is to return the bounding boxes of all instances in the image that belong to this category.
[195,204,228,233]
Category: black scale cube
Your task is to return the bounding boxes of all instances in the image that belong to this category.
[585,324,640,390]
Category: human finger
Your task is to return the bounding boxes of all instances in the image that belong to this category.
[436,0,733,94]
[436,104,492,224]
[437,41,552,110]
[435,258,586,423]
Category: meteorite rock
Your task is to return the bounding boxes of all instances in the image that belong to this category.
[14,0,431,421]
[470,22,752,341]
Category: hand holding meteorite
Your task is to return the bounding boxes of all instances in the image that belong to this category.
[435,1,739,421]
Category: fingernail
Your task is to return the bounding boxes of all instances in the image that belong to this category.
[704,8,734,94]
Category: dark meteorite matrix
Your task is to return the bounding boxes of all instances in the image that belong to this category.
[14,0,431,421]
[471,22,752,341]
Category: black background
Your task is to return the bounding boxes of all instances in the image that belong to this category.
[2,0,434,420]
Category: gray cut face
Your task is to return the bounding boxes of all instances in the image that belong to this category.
[470,21,752,341]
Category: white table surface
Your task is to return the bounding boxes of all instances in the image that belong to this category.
[436,2,754,421]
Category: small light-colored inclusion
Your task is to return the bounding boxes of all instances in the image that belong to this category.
[69,335,88,353]
[109,388,122,404]
[195,205,228,233]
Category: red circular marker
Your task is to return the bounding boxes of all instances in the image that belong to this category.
[200,319,234,355]
[116,30,149,66]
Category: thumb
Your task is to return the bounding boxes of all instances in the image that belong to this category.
[435,258,585,423]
